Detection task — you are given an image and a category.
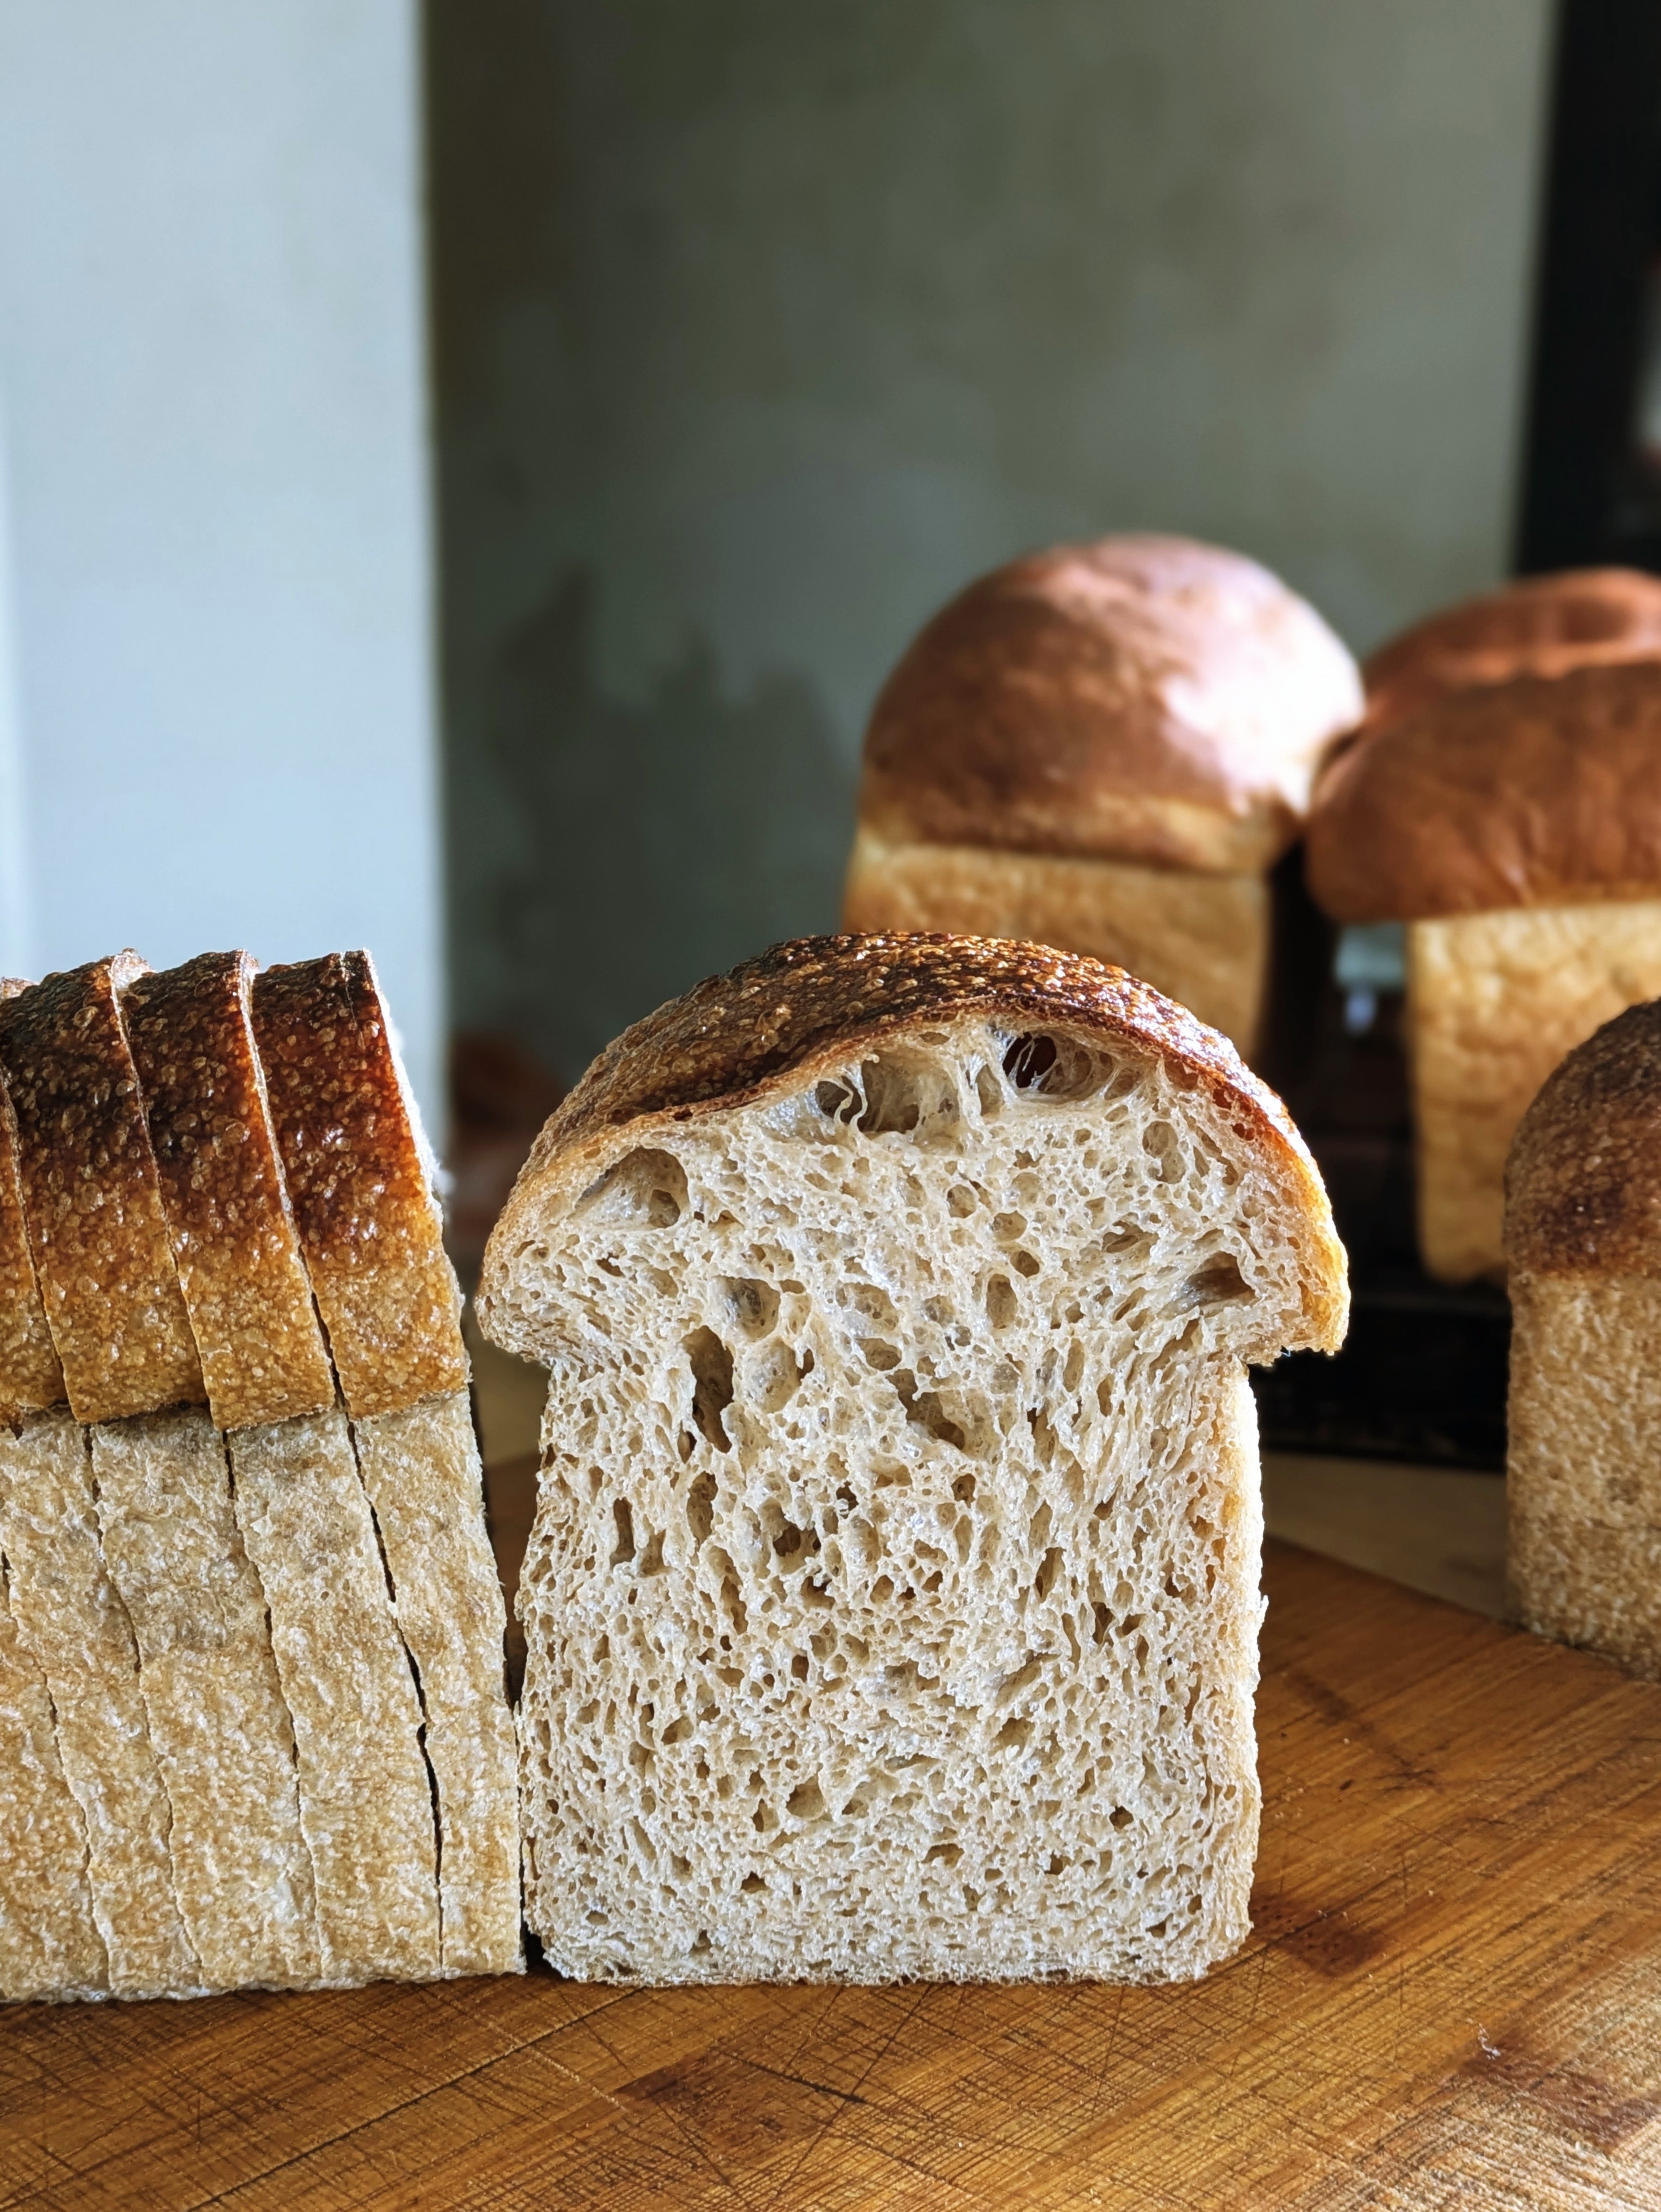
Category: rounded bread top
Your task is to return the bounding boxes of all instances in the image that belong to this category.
[1363,567,1661,735]
[1507,998,1661,1278]
[479,932,1348,1354]
[1305,659,1661,924]
[856,535,1363,875]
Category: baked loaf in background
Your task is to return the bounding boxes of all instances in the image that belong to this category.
[480,934,1347,1986]
[841,536,1362,1060]
[1506,1000,1661,1678]
[0,949,519,2003]
[1307,661,1661,1283]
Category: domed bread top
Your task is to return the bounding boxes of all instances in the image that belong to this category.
[251,951,467,1419]
[480,932,1349,1356]
[121,951,337,1431]
[1506,998,1661,1280]
[855,535,1362,876]
[0,954,206,1423]
[1305,660,1661,924]
[0,979,64,1422]
[1363,567,1661,736]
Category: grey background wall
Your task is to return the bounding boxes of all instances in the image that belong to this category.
[429,0,1553,1087]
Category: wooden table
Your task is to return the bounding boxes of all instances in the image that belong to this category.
[2,1538,1659,2211]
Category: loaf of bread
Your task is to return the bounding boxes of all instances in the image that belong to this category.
[480,934,1346,1985]
[1306,661,1661,1282]
[841,537,1362,1058]
[0,948,519,2001]
[1505,1000,1661,1677]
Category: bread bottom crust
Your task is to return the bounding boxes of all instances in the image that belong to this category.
[1508,1273,1661,1679]
[1407,902,1661,1283]
[842,828,1266,1056]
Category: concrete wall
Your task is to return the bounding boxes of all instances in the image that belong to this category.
[0,1,443,1123]
[431,0,1553,1085]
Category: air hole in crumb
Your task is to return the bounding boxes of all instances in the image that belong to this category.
[741,1872,766,1893]
[691,1930,711,1954]
[685,1327,734,1450]
[1034,1546,1064,1601]
[1002,1032,1110,1101]
[636,1528,666,1577]
[974,1065,1003,1118]
[1109,1806,1133,1830]
[994,1717,1032,1752]
[686,1469,717,1546]
[574,1146,687,1227]
[815,1078,858,1122]
[786,1779,827,1822]
[947,1184,978,1217]
[1011,1248,1041,1278]
[1142,1120,1184,1180]
[985,1275,1017,1329]
[722,1276,780,1339]
[1183,1252,1251,1307]
[610,1500,636,1566]
[926,1840,961,1866]
[791,1654,809,1680]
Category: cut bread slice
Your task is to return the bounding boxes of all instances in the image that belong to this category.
[0,1552,107,2002]
[480,935,1346,1985]
[88,1409,321,1989]
[0,980,64,1423]
[228,1409,440,1982]
[0,1410,200,1995]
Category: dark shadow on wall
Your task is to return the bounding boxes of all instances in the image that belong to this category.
[484,570,855,1082]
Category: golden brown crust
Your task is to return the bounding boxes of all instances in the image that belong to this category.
[856,536,1362,875]
[1504,998,1661,1279]
[0,956,205,1422]
[1306,662,1661,923]
[252,953,467,1418]
[0,979,64,1422]
[483,933,1347,1351]
[1363,567,1661,733]
[121,952,337,1431]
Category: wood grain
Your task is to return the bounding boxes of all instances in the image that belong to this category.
[3,1539,1659,2210]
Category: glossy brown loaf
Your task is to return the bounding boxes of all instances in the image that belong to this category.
[0,954,205,1423]
[1505,998,1661,1280]
[856,536,1363,876]
[1306,660,1661,924]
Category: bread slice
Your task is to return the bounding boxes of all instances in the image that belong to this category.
[1505,1000,1661,1677]
[0,980,64,1424]
[87,1409,322,1989]
[480,935,1346,1985]
[0,1409,200,1995]
[253,951,518,1975]
[0,1552,107,2002]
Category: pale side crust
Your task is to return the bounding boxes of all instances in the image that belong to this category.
[1508,1274,1661,1679]
[0,1411,200,1995]
[0,1554,107,2001]
[351,1394,522,1978]
[252,955,467,1420]
[0,982,64,1422]
[89,1410,323,1990]
[1407,903,1661,1283]
[841,829,1267,1056]
[228,1409,440,1984]
[121,955,336,1432]
[0,958,205,1423]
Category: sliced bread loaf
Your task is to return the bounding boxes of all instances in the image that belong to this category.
[480,934,1346,1985]
[0,979,63,1423]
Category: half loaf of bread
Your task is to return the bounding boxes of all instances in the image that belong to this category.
[842,537,1362,1059]
[480,934,1346,1985]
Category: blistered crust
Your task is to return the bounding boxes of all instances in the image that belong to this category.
[1307,662,1661,923]
[121,953,337,1431]
[0,957,205,1422]
[482,933,1347,1354]
[1505,998,1661,1280]
[0,980,64,1422]
[856,536,1362,875]
[252,953,467,1418]
[1362,567,1661,735]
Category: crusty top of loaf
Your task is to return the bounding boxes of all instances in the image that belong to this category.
[1363,567,1661,734]
[122,951,338,1431]
[855,535,1363,875]
[0,953,206,1422]
[1506,998,1661,1277]
[1306,660,1661,923]
[480,932,1348,1351]
[0,978,65,1423]
[252,952,468,1418]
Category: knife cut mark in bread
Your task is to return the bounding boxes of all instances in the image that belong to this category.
[0,955,205,1423]
[0,1553,107,2002]
[481,935,1345,1985]
[0,1410,200,1995]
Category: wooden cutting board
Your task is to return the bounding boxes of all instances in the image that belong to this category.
[2,1536,1659,2212]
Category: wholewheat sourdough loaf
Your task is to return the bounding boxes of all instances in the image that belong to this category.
[1505,1000,1661,1678]
[480,935,1347,1985]
[1307,660,1661,1283]
[841,537,1362,1059]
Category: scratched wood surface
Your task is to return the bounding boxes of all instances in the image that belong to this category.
[3,1531,1661,2211]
